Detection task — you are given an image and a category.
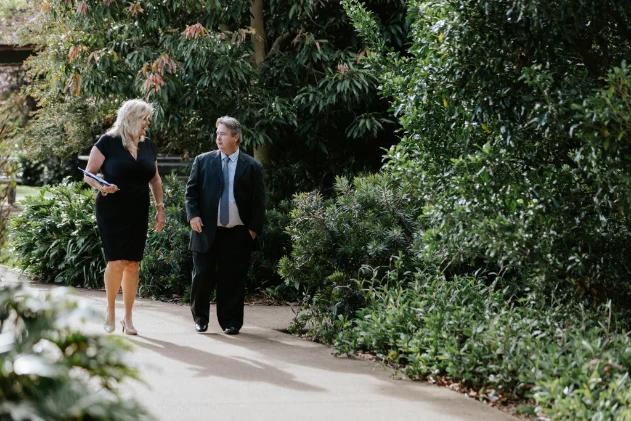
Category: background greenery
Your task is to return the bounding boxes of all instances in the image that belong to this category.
[274,0,631,418]
[7,176,190,299]
[5,0,411,293]
[4,0,631,417]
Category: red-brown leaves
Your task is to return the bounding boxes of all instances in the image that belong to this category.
[183,23,207,40]
[68,45,88,62]
[127,2,143,17]
[64,74,81,95]
[140,54,177,96]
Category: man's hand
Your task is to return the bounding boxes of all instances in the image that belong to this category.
[190,217,204,233]
[249,229,257,240]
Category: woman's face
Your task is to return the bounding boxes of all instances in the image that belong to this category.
[139,113,151,137]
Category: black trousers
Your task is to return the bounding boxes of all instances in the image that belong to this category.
[190,225,253,330]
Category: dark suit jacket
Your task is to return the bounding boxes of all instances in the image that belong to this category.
[185,150,265,253]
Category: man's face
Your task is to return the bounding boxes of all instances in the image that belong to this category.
[216,123,239,155]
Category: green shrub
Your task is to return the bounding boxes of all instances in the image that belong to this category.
[140,174,192,300]
[18,155,83,187]
[321,269,631,420]
[343,0,631,305]
[248,200,292,292]
[8,174,292,301]
[0,121,11,247]
[9,180,104,288]
[0,283,151,420]
[279,173,423,314]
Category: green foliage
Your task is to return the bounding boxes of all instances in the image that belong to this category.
[20,0,405,161]
[8,177,192,299]
[17,96,113,163]
[279,173,423,314]
[248,199,292,291]
[0,117,12,247]
[8,175,294,300]
[339,0,631,304]
[0,283,151,420]
[18,155,84,187]
[9,180,105,288]
[280,1,631,417]
[140,174,192,300]
[319,270,631,420]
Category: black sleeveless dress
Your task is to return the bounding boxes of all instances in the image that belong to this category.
[94,134,157,262]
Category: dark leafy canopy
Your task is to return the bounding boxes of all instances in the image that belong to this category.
[23,0,405,163]
[343,0,631,303]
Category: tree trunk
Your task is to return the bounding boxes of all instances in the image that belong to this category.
[250,0,270,164]
[250,0,266,66]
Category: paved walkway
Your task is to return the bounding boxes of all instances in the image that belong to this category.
[1,266,518,421]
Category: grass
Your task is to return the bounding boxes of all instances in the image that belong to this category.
[15,185,48,203]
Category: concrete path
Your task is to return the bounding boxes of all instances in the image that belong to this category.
[1,266,518,421]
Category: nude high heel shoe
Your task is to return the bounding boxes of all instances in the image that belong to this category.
[120,319,137,335]
[104,309,115,333]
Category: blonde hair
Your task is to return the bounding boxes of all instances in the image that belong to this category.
[216,116,242,145]
[107,99,154,152]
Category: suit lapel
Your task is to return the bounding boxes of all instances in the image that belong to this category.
[211,151,223,181]
[234,152,248,183]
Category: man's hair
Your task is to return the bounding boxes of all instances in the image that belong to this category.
[216,116,242,144]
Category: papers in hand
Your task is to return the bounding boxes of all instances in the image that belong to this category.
[78,168,120,191]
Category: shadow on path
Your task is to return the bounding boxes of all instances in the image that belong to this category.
[133,336,326,393]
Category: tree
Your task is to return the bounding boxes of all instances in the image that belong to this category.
[20,0,407,196]
[343,0,631,303]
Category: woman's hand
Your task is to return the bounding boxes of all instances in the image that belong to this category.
[101,184,118,195]
[154,208,166,232]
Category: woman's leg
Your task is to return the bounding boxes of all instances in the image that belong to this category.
[121,261,140,326]
[105,260,126,324]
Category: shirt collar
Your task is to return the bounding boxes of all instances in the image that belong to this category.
[221,148,240,162]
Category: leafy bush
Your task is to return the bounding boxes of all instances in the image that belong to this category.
[140,174,192,300]
[0,283,151,420]
[248,200,292,291]
[341,0,631,305]
[278,1,631,418]
[8,176,192,299]
[9,180,104,288]
[279,173,423,314]
[18,155,84,187]
[21,0,404,157]
[0,116,12,246]
[9,174,292,301]
[316,269,631,420]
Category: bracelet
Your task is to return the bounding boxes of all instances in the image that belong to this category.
[155,202,165,209]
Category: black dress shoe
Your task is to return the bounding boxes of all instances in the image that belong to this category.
[224,327,239,335]
[195,323,208,332]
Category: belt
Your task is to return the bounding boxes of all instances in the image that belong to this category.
[217,225,245,230]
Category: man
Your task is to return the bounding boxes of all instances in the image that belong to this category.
[185,116,265,335]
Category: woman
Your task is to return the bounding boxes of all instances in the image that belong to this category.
[84,99,165,335]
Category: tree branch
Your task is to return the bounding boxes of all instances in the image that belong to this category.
[265,32,292,60]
